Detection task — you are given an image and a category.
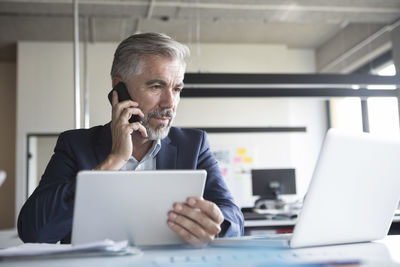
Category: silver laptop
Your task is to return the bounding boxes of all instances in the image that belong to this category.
[72,170,206,246]
[213,129,400,248]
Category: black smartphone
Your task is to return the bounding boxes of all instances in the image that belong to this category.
[108,82,141,123]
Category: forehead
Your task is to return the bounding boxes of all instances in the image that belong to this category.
[139,55,185,79]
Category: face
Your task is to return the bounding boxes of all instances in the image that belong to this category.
[125,55,184,140]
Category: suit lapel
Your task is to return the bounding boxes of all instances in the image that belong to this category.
[156,136,177,169]
[94,123,112,164]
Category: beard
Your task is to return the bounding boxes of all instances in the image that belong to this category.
[141,108,175,140]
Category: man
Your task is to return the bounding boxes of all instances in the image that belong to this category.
[18,33,243,247]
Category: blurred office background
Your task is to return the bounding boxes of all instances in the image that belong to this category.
[0,0,399,229]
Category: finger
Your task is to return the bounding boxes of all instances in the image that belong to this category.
[173,203,220,236]
[113,123,132,134]
[134,123,148,138]
[128,123,148,138]
[114,106,143,127]
[167,220,207,248]
[168,210,214,243]
[120,107,145,122]
[187,198,224,225]
[117,123,141,136]
[112,90,118,106]
[111,91,119,121]
[112,100,139,120]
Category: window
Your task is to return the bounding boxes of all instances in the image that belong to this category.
[330,59,399,135]
[330,97,363,132]
[367,63,399,134]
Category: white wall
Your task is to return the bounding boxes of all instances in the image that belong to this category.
[186,43,315,73]
[16,41,323,217]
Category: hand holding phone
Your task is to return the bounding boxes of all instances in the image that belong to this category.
[108,82,141,123]
[94,82,147,171]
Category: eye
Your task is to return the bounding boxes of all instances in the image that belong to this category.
[174,87,183,93]
[151,84,162,90]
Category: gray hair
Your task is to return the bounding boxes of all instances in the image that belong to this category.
[111,32,190,82]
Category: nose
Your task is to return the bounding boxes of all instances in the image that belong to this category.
[160,88,175,109]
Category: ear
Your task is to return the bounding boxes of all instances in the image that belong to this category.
[112,77,122,88]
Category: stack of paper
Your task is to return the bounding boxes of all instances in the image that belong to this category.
[0,239,141,260]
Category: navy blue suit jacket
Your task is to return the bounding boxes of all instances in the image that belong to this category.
[18,124,244,243]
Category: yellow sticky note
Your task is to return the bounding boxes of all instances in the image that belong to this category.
[237,148,247,156]
[244,156,253,163]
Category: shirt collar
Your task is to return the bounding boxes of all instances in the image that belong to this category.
[149,139,162,159]
[128,139,162,163]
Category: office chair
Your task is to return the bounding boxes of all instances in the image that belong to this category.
[0,170,6,187]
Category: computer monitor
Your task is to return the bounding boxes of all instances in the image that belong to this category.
[251,168,296,200]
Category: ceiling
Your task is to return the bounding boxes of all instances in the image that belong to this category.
[0,0,399,61]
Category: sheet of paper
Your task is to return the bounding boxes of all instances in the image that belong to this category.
[0,239,141,258]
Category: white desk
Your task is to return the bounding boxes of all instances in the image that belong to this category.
[244,214,400,235]
[1,229,400,266]
[0,229,22,249]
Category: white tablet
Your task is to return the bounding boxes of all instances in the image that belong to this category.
[71,170,206,246]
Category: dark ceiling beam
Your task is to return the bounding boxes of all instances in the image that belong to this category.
[181,73,399,98]
[183,73,400,86]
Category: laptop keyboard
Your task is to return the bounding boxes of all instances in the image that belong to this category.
[251,233,293,240]
[152,249,362,266]
[153,253,285,266]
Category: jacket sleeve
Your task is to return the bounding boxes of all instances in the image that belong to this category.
[197,131,244,237]
[17,132,78,243]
